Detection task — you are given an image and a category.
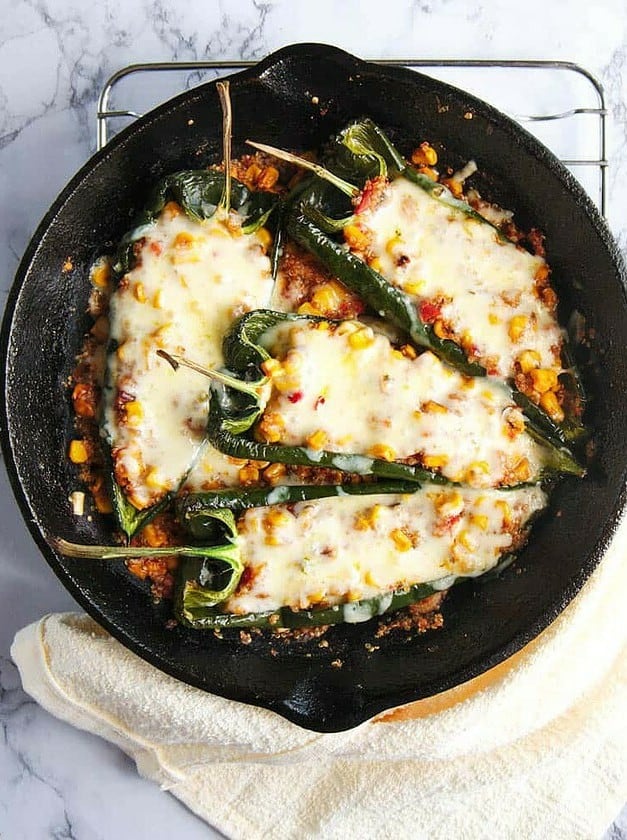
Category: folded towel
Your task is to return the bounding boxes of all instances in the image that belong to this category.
[12,513,627,840]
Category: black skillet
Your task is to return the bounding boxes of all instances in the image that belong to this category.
[2,44,627,732]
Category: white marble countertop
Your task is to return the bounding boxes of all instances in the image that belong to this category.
[1,1,626,837]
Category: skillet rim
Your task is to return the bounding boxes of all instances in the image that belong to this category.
[2,42,627,731]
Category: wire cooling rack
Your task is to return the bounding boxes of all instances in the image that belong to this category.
[96,59,607,215]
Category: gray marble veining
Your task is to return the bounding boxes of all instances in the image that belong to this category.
[1,1,626,837]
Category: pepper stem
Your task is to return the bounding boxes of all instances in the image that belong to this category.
[157,349,267,398]
[52,537,239,563]
[245,140,360,199]
[53,537,179,560]
[217,80,232,216]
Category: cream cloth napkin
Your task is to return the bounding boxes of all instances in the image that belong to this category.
[12,513,627,840]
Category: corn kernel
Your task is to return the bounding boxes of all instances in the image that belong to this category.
[482,390,495,402]
[442,177,463,198]
[348,327,375,350]
[465,461,490,483]
[239,465,260,485]
[145,468,166,490]
[457,530,476,551]
[433,319,447,339]
[404,279,425,295]
[385,234,402,255]
[125,400,143,425]
[369,444,397,462]
[530,368,559,394]
[540,391,565,423]
[496,499,512,527]
[511,457,531,482]
[508,315,528,342]
[369,257,383,273]
[435,490,464,517]
[68,440,88,464]
[264,534,284,546]
[337,320,359,336]
[134,282,146,303]
[400,343,417,360]
[488,312,500,325]
[411,142,438,167]
[152,289,163,309]
[423,454,449,469]
[311,280,350,314]
[517,349,542,374]
[470,514,489,530]
[419,166,439,182]
[163,201,181,218]
[355,514,371,531]
[423,400,448,414]
[258,413,285,443]
[174,231,195,248]
[356,504,382,531]
[265,508,290,528]
[390,529,412,552]
[273,375,299,393]
[261,358,282,377]
[364,570,378,587]
[297,302,318,316]
[263,463,287,482]
[91,262,111,288]
[344,224,369,251]
[306,429,328,450]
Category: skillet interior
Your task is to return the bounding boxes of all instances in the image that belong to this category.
[2,43,627,732]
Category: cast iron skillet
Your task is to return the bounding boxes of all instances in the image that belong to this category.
[2,44,627,732]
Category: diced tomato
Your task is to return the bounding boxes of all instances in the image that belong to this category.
[419,301,441,323]
[288,391,303,403]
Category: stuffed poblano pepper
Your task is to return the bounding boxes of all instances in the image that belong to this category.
[98,82,282,539]
[249,119,587,446]
[160,309,583,486]
[53,479,548,630]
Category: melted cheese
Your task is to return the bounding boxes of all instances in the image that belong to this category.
[228,484,546,613]
[357,178,563,377]
[259,321,547,487]
[103,208,273,508]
